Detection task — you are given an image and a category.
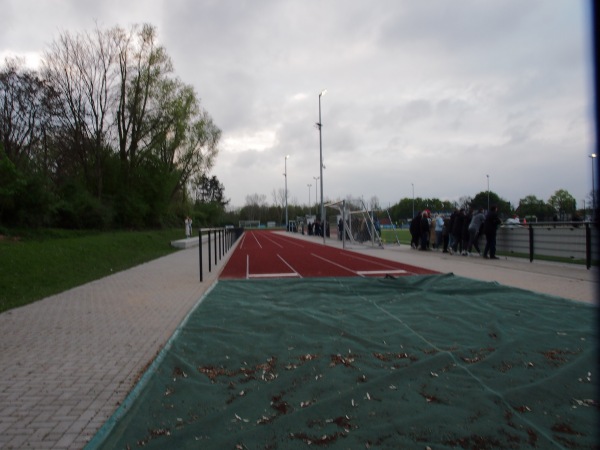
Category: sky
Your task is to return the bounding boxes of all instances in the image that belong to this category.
[1,0,596,210]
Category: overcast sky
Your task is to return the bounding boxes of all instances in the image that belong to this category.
[1,0,595,210]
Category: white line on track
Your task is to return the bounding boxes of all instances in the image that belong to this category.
[357,270,407,276]
[277,254,302,278]
[245,251,301,279]
[260,233,285,248]
[250,232,263,249]
[310,253,360,276]
[248,273,300,279]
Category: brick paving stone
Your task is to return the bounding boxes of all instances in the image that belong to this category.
[0,242,228,449]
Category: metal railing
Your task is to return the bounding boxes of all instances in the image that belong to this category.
[198,227,243,282]
[496,222,598,269]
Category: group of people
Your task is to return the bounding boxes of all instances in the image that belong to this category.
[305,219,329,237]
[409,206,502,259]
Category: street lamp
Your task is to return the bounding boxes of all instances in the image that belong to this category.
[486,174,490,211]
[590,153,597,220]
[411,183,414,218]
[307,184,312,214]
[317,89,327,243]
[313,176,319,216]
[284,155,289,230]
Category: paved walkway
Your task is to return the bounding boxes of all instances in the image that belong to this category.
[0,232,597,449]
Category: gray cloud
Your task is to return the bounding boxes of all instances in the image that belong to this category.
[1,0,593,209]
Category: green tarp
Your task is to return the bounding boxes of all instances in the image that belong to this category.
[88,274,598,449]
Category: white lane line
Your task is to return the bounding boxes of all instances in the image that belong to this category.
[245,253,301,279]
[277,254,303,278]
[251,231,263,249]
[343,252,402,270]
[357,270,408,276]
[248,273,300,279]
[310,253,360,276]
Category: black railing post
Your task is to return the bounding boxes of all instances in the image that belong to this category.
[219,229,222,261]
[208,229,212,273]
[214,229,218,266]
[585,222,591,270]
[528,224,534,263]
[199,229,203,282]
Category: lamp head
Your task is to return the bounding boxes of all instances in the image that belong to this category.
[320,89,327,97]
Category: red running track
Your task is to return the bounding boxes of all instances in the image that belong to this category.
[219,230,438,280]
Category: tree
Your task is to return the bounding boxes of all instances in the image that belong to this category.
[548,189,576,220]
[0,57,57,173]
[241,193,267,222]
[42,28,118,198]
[193,173,227,206]
[470,191,511,216]
[517,195,554,221]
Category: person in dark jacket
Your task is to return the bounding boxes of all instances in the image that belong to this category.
[419,210,431,250]
[483,205,502,259]
[450,208,465,254]
[409,212,421,249]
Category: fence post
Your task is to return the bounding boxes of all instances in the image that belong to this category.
[219,229,222,261]
[585,222,591,270]
[199,229,203,282]
[208,229,212,273]
[214,230,218,266]
[528,224,534,263]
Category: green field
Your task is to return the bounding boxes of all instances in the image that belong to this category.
[0,229,183,313]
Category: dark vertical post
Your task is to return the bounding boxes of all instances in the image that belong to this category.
[199,229,203,282]
[585,222,591,270]
[528,224,534,263]
[219,229,222,260]
[214,229,218,266]
[208,229,212,272]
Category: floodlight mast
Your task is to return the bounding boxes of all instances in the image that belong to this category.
[318,89,327,244]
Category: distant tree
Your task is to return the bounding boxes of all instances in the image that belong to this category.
[193,173,227,205]
[241,193,267,222]
[470,191,511,216]
[548,189,576,220]
[517,195,554,221]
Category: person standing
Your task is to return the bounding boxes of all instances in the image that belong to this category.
[409,212,421,249]
[483,205,502,259]
[467,207,485,255]
[185,216,192,238]
[419,210,431,250]
[450,208,465,255]
[434,214,444,250]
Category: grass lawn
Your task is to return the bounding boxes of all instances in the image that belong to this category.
[0,229,183,313]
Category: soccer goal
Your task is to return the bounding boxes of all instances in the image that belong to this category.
[238,220,261,229]
[327,198,384,248]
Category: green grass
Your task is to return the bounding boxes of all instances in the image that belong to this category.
[380,228,411,244]
[0,229,183,313]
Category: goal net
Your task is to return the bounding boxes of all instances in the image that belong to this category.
[327,198,383,248]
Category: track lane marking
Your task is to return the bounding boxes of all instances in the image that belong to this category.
[250,231,263,249]
[357,270,408,276]
[277,254,302,278]
[310,253,361,276]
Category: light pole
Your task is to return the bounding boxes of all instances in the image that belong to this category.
[590,154,597,220]
[284,155,289,230]
[307,184,312,214]
[313,176,319,217]
[486,174,490,211]
[317,89,327,243]
[411,183,414,218]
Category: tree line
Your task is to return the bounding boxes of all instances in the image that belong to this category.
[226,187,584,226]
[0,23,224,230]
